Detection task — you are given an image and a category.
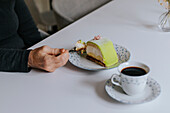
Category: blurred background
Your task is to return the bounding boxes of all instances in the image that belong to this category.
[24,0,112,35]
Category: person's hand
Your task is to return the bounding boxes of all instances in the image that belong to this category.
[28,45,69,72]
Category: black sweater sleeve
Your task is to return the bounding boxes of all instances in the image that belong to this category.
[14,0,43,48]
[0,48,31,72]
[0,0,43,72]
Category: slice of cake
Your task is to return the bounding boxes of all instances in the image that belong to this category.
[75,40,86,54]
[86,37,118,67]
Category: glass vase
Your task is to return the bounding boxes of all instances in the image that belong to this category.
[158,0,170,31]
[158,10,170,32]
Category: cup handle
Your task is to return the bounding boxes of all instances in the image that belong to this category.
[111,74,121,87]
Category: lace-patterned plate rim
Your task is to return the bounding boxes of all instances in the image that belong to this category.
[69,43,130,70]
[105,77,161,104]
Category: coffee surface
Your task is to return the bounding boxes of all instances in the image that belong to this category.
[121,67,146,76]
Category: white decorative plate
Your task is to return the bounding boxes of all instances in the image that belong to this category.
[105,77,161,104]
[69,44,130,70]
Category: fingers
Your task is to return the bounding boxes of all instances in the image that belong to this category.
[53,50,69,68]
[43,51,69,72]
[40,45,61,55]
[60,48,66,53]
[40,45,69,56]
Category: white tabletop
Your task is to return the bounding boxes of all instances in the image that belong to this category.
[0,0,170,113]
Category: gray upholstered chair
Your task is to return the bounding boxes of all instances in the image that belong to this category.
[39,29,50,39]
[52,0,112,30]
[24,0,57,32]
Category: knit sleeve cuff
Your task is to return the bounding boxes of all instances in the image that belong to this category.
[21,49,32,72]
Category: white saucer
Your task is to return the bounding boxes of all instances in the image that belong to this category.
[105,77,161,104]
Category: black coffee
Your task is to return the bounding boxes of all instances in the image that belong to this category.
[121,67,147,76]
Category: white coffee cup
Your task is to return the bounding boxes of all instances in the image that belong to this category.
[111,61,150,96]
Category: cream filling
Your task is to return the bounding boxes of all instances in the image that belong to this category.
[86,46,103,61]
[75,43,85,50]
